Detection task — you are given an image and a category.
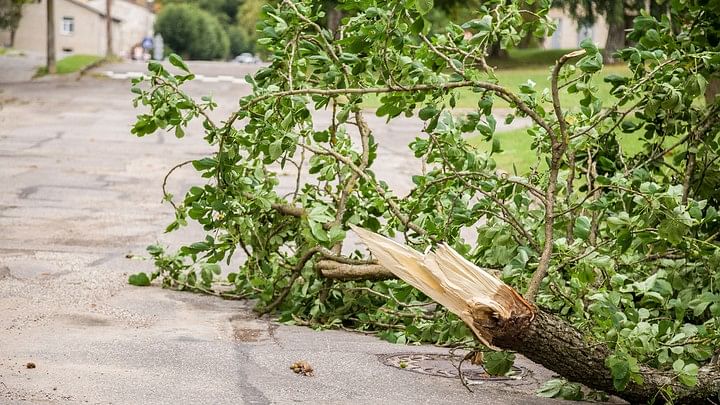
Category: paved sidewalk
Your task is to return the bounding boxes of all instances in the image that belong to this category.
[0,51,44,84]
[0,76,571,404]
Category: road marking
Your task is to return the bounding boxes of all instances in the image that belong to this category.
[102,71,250,85]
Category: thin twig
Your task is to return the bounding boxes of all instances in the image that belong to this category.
[162,160,194,210]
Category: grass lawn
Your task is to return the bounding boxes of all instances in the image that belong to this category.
[488,48,590,68]
[362,48,629,110]
[468,126,650,174]
[35,54,104,76]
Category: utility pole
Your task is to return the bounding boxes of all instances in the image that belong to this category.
[106,0,113,57]
[46,0,56,73]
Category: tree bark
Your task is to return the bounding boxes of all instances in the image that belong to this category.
[603,17,625,64]
[316,260,394,281]
[326,4,342,39]
[488,41,508,59]
[705,77,720,106]
[488,310,720,404]
[324,252,720,403]
[106,0,113,58]
[46,0,55,74]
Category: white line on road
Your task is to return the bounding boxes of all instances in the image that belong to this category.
[102,71,250,85]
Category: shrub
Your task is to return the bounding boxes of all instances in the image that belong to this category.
[228,26,254,56]
[155,4,229,60]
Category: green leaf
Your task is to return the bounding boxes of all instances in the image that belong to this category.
[128,272,151,286]
[307,205,334,223]
[202,263,222,275]
[418,105,437,121]
[414,0,433,15]
[573,216,591,240]
[483,351,515,376]
[269,140,283,161]
[579,38,599,55]
[192,157,217,171]
[537,378,565,397]
[148,61,163,74]
[577,53,603,73]
[658,218,687,245]
[491,137,502,154]
[168,53,190,73]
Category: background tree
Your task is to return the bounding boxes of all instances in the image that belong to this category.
[163,0,243,24]
[556,0,669,63]
[228,25,254,55]
[154,3,229,60]
[0,0,29,47]
[46,0,54,73]
[234,0,266,54]
[106,0,113,57]
[130,0,720,402]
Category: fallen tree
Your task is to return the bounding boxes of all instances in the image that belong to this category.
[353,226,720,404]
[129,0,720,402]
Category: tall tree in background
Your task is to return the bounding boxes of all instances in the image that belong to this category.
[557,0,667,63]
[0,0,28,47]
[46,0,55,73]
[106,0,113,57]
[154,3,229,60]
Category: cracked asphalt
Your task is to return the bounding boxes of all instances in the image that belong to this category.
[0,59,581,404]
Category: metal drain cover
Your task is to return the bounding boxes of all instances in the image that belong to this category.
[379,352,527,382]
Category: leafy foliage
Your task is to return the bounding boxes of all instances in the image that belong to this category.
[228,25,255,55]
[154,3,230,60]
[131,0,720,400]
[0,0,28,33]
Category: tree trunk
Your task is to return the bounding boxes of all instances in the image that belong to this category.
[321,263,720,403]
[10,28,16,47]
[705,77,720,105]
[316,260,393,281]
[603,17,625,64]
[489,310,720,404]
[488,41,508,59]
[326,4,342,40]
[46,0,56,74]
[351,228,720,404]
[106,0,113,58]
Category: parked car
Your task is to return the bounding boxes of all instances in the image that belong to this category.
[234,53,260,64]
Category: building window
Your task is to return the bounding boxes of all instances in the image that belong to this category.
[61,17,74,35]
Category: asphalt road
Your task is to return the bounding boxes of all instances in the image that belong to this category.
[0,61,578,404]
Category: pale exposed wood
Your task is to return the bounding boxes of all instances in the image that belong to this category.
[351,226,720,403]
[316,260,394,281]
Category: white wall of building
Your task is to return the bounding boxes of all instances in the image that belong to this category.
[87,0,154,57]
[1,0,153,58]
[543,8,609,50]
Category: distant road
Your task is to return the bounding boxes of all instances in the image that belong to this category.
[98,59,268,84]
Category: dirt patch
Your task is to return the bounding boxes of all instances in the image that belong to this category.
[60,313,112,327]
[233,327,263,342]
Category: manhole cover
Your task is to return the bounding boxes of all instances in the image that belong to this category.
[379,352,527,382]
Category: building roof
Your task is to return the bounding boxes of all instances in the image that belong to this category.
[67,0,123,22]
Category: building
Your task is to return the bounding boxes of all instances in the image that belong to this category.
[0,0,154,58]
[86,0,155,56]
[543,8,609,50]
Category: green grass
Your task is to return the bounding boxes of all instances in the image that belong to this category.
[488,48,587,68]
[468,126,649,174]
[0,47,7,56]
[35,54,104,76]
[468,127,540,173]
[363,64,628,110]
